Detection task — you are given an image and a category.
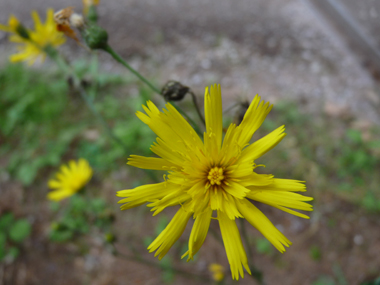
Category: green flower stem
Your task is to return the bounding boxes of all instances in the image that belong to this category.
[103,45,161,94]
[239,219,264,284]
[102,45,203,135]
[189,91,205,126]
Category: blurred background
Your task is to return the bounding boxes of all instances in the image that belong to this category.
[1,0,380,284]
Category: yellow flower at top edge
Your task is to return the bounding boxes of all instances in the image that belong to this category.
[48,159,93,202]
[83,0,100,15]
[117,84,313,280]
[0,9,66,65]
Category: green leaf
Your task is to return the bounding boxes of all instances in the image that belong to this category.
[9,219,31,243]
[310,245,322,261]
[255,238,273,255]
[313,275,335,285]
[0,232,6,260]
[7,246,20,260]
[49,230,73,242]
[0,212,15,232]
[346,129,362,144]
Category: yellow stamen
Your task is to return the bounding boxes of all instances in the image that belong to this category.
[207,166,225,186]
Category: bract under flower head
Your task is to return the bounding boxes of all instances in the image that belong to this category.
[1,9,66,65]
[48,159,93,201]
[118,84,313,280]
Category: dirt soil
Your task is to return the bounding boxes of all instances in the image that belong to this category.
[1,0,380,284]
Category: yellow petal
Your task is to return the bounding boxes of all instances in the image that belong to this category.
[217,210,251,280]
[148,207,192,259]
[218,211,251,280]
[204,84,223,154]
[236,95,272,147]
[31,10,42,30]
[48,179,62,189]
[47,189,74,201]
[222,181,250,199]
[239,125,286,163]
[247,178,307,192]
[237,199,292,252]
[248,191,313,212]
[117,182,179,210]
[182,208,212,261]
[147,188,191,216]
[128,155,181,171]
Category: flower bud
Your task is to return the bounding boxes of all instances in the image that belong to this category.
[82,24,108,50]
[161,80,190,101]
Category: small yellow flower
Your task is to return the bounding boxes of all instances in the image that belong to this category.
[118,84,313,280]
[209,263,225,282]
[0,9,66,65]
[48,159,93,201]
[83,0,100,15]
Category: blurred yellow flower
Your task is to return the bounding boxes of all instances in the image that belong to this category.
[83,0,100,15]
[209,263,224,282]
[118,84,313,280]
[48,159,93,201]
[0,9,66,65]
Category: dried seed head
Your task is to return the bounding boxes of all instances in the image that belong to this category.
[54,7,81,42]
[54,7,74,26]
[161,81,190,101]
[70,13,85,29]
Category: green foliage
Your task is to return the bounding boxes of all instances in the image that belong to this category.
[0,212,32,263]
[9,219,32,243]
[337,129,376,177]
[0,57,153,186]
[255,238,273,255]
[313,275,336,285]
[309,245,322,261]
[0,63,82,185]
[49,195,114,243]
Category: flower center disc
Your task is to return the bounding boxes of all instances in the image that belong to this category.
[207,167,225,186]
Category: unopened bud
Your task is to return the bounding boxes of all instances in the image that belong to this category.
[161,80,190,101]
[82,24,108,50]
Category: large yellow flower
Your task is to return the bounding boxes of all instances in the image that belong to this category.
[0,9,66,65]
[117,84,313,280]
[48,159,93,202]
